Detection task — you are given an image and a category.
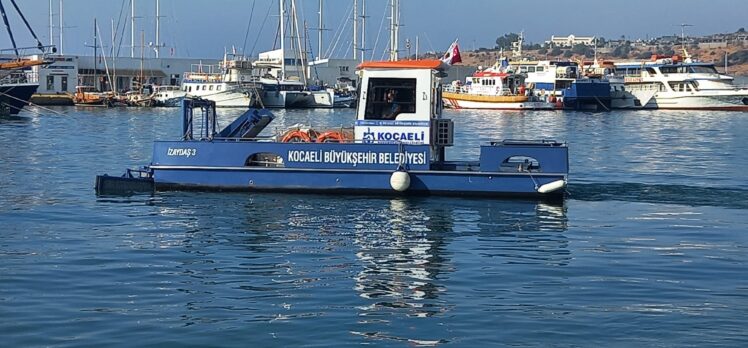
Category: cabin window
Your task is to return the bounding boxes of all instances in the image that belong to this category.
[61,77,68,91]
[217,85,222,91]
[202,85,207,91]
[46,76,55,90]
[645,68,657,76]
[536,66,544,72]
[364,77,417,120]
[500,156,540,172]
[209,85,214,91]
[188,86,192,92]
[689,66,718,74]
[183,86,187,91]
[528,66,536,73]
[245,152,284,168]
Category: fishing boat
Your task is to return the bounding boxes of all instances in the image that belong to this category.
[72,85,115,106]
[96,59,568,199]
[442,60,556,110]
[151,85,185,107]
[613,51,748,110]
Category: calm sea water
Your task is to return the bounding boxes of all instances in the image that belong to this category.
[1,105,747,347]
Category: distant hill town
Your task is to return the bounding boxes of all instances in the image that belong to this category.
[430,29,748,76]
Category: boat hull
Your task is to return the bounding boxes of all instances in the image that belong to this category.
[442,97,556,110]
[151,166,566,198]
[562,79,612,111]
[260,90,313,108]
[147,140,568,198]
[1,83,39,115]
[185,91,254,108]
[637,93,748,110]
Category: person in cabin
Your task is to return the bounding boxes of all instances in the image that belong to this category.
[384,89,401,119]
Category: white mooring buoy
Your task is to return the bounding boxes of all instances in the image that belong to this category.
[390,171,411,192]
[537,179,566,194]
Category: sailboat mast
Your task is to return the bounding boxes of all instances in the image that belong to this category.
[291,0,306,85]
[131,0,135,58]
[279,0,285,80]
[48,0,53,47]
[140,30,144,91]
[111,18,117,92]
[352,0,357,60]
[389,0,399,61]
[93,18,98,91]
[317,0,322,60]
[155,0,160,58]
[361,0,366,62]
[59,0,63,54]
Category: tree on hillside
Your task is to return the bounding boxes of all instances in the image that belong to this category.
[738,27,746,33]
[572,43,591,56]
[550,46,563,56]
[495,33,520,50]
[612,43,631,58]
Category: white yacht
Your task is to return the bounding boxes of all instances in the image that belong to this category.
[180,56,259,108]
[614,52,748,110]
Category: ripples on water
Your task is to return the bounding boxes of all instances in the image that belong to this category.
[1,107,747,346]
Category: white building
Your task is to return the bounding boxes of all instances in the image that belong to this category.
[546,35,596,47]
[31,55,220,95]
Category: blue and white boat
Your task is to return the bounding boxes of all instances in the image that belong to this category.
[517,60,612,111]
[96,60,569,198]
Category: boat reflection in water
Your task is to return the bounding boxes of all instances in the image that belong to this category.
[142,193,568,345]
[350,198,569,344]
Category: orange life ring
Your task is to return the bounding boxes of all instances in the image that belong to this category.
[281,129,318,142]
[316,130,350,143]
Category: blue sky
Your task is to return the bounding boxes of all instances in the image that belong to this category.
[1,0,747,59]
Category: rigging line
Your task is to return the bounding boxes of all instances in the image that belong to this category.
[241,0,256,55]
[113,0,129,57]
[8,0,44,52]
[369,0,389,61]
[250,1,273,57]
[325,1,353,58]
[422,32,436,56]
[0,90,65,115]
[0,0,19,57]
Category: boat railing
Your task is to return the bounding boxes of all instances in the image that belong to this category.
[203,136,426,145]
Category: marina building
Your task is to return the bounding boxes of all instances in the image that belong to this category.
[546,35,596,47]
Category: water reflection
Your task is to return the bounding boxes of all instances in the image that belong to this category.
[346,197,569,344]
[123,193,570,344]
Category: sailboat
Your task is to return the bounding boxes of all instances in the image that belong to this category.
[0,0,55,115]
[253,0,314,108]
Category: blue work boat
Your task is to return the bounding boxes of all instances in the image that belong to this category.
[96,60,569,198]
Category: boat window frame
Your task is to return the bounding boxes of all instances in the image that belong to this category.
[245,152,285,168]
[363,77,418,120]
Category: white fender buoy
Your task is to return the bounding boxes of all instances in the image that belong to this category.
[537,179,566,194]
[390,170,411,192]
